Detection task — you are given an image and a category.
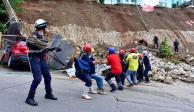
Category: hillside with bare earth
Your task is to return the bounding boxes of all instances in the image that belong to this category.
[17,0,194,52]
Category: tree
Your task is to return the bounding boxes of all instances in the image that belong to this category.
[159,38,174,59]
[0,2,8,33]
[10,0,24,12]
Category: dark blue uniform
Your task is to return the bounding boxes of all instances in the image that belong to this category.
[27,31,52,97]
[143,56,151,82]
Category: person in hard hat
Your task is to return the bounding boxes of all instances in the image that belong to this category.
[125,48,140,86]
[74,43,94,100]
[104,47,123,92]
[119,50,127,86]
[89,48,106,95]
[25,19,61,106]
[137,54,144,83]
[143,51,151,83]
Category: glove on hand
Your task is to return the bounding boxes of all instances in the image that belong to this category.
[55,47,62,52]
[43,47,55,52]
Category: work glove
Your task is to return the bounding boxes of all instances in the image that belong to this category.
[55,47,62,52]
[43,47,55,52]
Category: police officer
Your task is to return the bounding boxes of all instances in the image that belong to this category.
[25,19,60,106]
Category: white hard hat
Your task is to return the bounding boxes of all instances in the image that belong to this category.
[34,19,47,29]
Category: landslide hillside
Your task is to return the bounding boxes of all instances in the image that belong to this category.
[17,0,194,52]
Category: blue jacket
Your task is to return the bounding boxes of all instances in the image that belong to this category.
[75,53,93,75]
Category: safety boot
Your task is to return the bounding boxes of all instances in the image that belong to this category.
[110,83,117,92]
[25,92,38,106]
[45,91,58,100]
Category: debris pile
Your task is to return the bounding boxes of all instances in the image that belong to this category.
[149,53,194,84]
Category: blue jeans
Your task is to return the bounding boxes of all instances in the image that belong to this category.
[125,70,137,84]
[91,73,104,89]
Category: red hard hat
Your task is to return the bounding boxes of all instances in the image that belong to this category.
[119,50,125,55]
[83,43,92,53]
[130,48,137,53]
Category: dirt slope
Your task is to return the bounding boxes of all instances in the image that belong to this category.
[16,0,194,52]
[18,0,194,32]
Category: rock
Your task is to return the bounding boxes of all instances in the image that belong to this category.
[181,77,194,83]
[164,76,173,84]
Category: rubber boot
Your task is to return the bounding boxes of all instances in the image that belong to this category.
[25,92,38,106]
[117,82,123,91]
[89,86,97,94]
[45,91,58,100]
[110,83,117,92]
[118,86,123,90]
[82,86,92,100]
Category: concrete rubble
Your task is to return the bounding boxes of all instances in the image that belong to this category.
[149,52,194,84]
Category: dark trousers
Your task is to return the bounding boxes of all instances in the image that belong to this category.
[174,47,179,52]
[144,67,150,82]
[154,44,159,49]
[105,70,122,87]
[137,65,144,82]
[77,74,92,87]
[120,72,126,85]
[28,53,52,94]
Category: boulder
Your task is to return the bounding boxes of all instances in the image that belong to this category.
[164,76,174,84]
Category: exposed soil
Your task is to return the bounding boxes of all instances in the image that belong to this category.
[17,0,194,32]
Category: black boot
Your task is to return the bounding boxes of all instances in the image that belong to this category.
[110,83,117,92]
[118,86,123,91]
[45,92,58,100]
[25,92,38,106]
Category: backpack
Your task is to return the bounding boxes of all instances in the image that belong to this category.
[74,53,91,75]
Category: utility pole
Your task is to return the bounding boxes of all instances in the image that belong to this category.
[135,0,149,32]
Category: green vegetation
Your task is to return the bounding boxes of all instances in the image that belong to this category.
[10,0,24,12]
[159,38,174,59]
[0,1,8,33]
[99,0,105,4]
[0,0,24,33]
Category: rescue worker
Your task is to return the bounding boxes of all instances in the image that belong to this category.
[153,36,159,49]
[119,50,127,85]
[89,48,106,95]
[25,19,61,106]
[74,43,93,100]
[125,48,139,86]
[137,54,144,82]
[173,39,179,53]
[143,51,151,83]
[104,48,123,92]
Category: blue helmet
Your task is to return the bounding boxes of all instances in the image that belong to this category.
[108,47,115,54]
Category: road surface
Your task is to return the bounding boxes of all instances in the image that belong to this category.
[0,68,194,112]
